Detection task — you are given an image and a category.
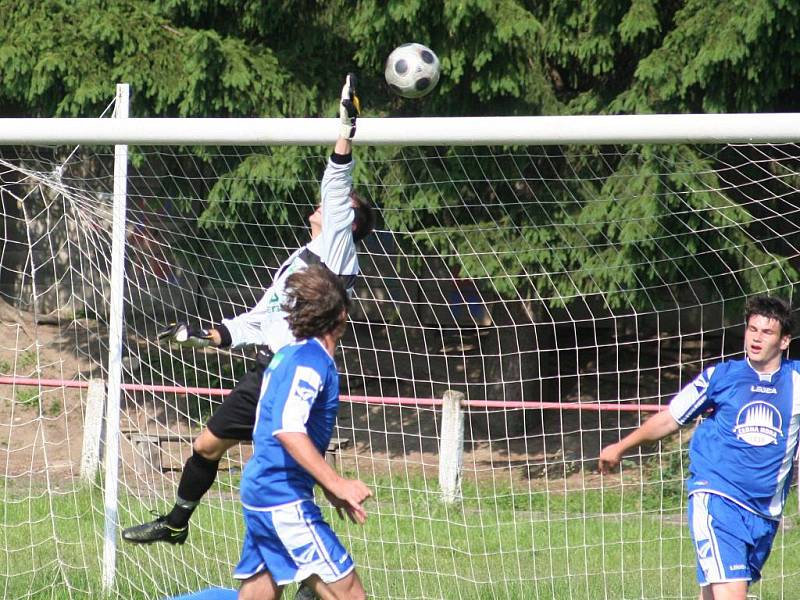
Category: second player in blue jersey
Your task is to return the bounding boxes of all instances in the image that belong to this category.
[599,295,798,600]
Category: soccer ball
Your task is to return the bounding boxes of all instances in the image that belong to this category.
[384,43,441,99]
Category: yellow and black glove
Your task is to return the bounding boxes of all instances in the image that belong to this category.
[156,322,214,348]
[339,73,360,140]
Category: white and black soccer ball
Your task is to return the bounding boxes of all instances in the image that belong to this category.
[384,43,441,99]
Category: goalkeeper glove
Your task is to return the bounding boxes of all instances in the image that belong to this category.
[339,73,360,140]
[157,322,215,348]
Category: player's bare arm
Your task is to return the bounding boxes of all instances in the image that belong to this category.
[598,409,681,474]
[276,431,371,524]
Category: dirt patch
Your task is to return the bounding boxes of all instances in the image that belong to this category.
[0,299,92,485]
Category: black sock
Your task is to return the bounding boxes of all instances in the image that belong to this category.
[166,452,220,528]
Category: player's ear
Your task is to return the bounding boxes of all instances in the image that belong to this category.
[781,335,791,351]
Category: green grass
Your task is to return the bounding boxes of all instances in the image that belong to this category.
[3,476,800,599]
[17,350,38,371]
[15,388,40,407]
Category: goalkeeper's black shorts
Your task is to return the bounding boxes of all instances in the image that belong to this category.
[206,348,273,441]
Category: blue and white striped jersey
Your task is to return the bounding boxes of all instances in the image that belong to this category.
[221,157,358,352]
[669,358,800,519]
[240,338,340,509]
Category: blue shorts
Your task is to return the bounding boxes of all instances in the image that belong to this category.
[688,492,779,585]
[233,500,354,586]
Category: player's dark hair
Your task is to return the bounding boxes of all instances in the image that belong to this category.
[350,191,375,243]
[282,264,350,340]
[745,295,794,336]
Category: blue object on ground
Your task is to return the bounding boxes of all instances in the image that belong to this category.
[164,588,238,600]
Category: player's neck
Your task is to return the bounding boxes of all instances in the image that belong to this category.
[318,333,338,357]
[747,355,783,375]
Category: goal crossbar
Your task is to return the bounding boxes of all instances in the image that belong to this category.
[1,113,800,145]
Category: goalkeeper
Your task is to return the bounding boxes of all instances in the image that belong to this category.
[123,74,374,546]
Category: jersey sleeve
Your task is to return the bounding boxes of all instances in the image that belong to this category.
[220,287,277,348]
[319,155,358,276]
[668,365,717,425]
[270,360,325,435]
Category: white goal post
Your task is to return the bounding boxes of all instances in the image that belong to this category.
[3,91,800,600]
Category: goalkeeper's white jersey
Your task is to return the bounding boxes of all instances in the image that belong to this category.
[221,157,359,352]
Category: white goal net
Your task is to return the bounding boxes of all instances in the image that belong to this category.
[2,103,800,599]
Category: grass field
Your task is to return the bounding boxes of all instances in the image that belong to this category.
[4,473,800,599]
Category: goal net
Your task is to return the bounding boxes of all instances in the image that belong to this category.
[2,105,800,599]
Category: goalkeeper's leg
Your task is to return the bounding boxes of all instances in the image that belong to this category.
[121,431,235,544]
[122,353,269,545]
[170,431,238,527]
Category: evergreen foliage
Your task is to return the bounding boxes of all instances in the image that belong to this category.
[1,0,798,308]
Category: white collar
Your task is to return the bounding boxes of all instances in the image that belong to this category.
[746,356,782,382]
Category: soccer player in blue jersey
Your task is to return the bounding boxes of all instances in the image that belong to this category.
[122,74,373,550]
[599,295,797,600]
[234,264,371,600]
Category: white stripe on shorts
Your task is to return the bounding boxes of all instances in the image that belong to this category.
[296,503,339,575]
[270,502,351,583]
[691,493,725,583]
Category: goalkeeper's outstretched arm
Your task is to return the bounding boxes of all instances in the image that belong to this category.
[337,72,359,154]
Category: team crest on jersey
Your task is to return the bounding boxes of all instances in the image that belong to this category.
[733,401,783,446]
